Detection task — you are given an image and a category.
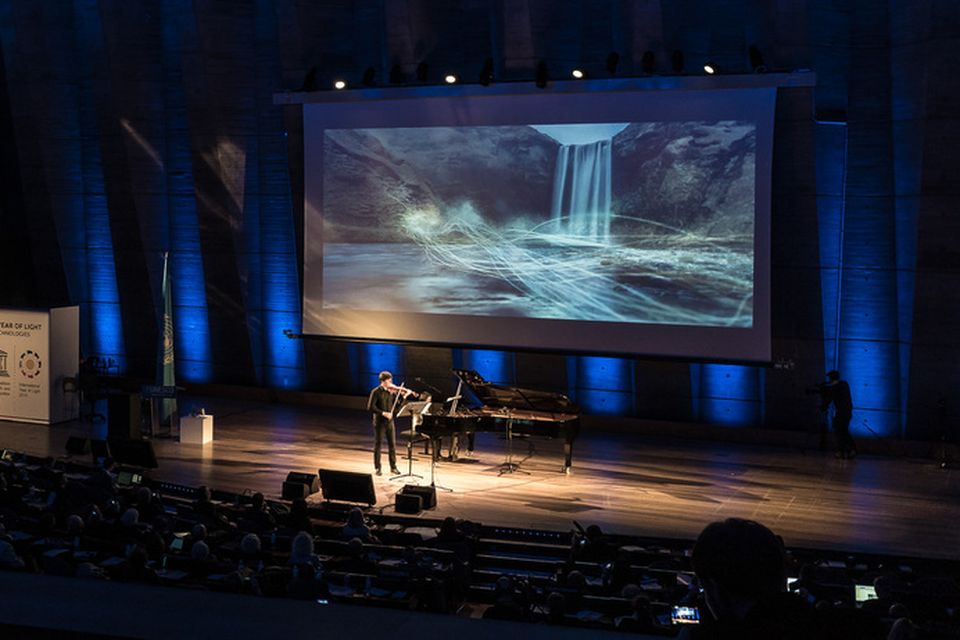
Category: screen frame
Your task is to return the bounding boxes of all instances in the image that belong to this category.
[298,77,789,362]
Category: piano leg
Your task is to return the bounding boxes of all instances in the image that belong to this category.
[562,418,580,474]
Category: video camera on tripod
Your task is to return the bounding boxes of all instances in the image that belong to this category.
[805,381,829,396]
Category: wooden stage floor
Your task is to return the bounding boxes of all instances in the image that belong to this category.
[2,398,958,560]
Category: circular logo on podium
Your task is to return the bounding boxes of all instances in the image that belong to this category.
[19,350,42,379]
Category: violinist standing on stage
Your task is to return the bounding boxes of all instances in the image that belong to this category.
[367,371,413,476]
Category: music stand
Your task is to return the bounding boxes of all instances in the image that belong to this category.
[390,401,430,483]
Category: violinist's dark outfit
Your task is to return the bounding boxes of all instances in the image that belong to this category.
[367,384,402,474]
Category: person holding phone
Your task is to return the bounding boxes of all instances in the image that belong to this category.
[683,518,827,639]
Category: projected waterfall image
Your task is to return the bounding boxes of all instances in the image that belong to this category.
[320,121,756,327]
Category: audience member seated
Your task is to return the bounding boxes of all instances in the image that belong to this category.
[192,486,231,529]
[482,575,528,622]
[575,524,613,562]
[341,507,374,542]
[684,518,824,639]
[288,531,322,570]
[615,594,658,633]
[283,498,314,535]
[329,537,376,575]
[133,486,164,525]
[242,492,276,532]
[186,523,207,554]
[239,533,263,567]
[544,591,567,624]
[191,540,211,562]
[120,544,157,583]
[436,517,464,543]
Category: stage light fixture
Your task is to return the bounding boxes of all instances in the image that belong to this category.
[671,49,685,74]
[444,74,457,84]
[703,62,717,74]
[605,51,620,75]
[362,66,376,87]
[415,61,429,82]
[333,79,347,90]
[749,45,767,73]
[571,68,584,79]
[479,57,494,86]
[535,60,549,88]
[389,63,403,84]
[641,50,656,74]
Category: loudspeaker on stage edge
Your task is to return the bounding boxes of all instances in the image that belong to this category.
[283,481,310,500]
[400,484,437,510]
[395,492,423,514]
[284,471,320,495]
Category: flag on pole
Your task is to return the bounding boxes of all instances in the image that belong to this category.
[158,251,177,426]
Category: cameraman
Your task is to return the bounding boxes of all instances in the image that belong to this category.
[816,370,856,459]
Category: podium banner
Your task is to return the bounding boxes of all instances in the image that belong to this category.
[0,309,50,422]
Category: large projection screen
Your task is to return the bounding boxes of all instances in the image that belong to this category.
[303,83,774,361]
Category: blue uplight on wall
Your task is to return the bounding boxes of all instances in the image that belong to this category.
[253,1,305,390]
[815,120,901,438]
[691,363,762,427]
[75,5,125,371]
[459,349,512,383]
[162,4,212,383]
[359,343,404,391]
[571,356,633,416]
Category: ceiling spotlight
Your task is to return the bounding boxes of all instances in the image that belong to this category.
[671,49,685,74]
[535,60,549,88]
[571,68,584,79]
[389,63,403,84]
[641,50,656,75]
[748,45,767,73]
[703,62,717,75]
[479,57,494,86]
[362,66,376,87]
[333,79,347,90]
[444,74,457,84]
[605,51,620,75]
[415,61,429,82]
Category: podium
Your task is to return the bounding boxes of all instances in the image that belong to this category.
[180,414,213,445]
[0,306,80,424]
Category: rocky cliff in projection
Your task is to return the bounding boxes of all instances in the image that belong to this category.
[611,121,756,239]
[323,126,558,242]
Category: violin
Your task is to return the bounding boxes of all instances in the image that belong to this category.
[385,382,418,399]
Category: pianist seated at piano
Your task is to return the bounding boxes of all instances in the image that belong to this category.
[418,370,582,474]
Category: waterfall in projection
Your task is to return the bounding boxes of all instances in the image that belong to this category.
[550,139,613,242]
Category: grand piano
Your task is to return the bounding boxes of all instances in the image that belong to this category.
[417,369,581,474]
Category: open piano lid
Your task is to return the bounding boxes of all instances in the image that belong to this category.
[452,369,580,419]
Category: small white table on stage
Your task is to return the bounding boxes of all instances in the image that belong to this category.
[180,414,214,445]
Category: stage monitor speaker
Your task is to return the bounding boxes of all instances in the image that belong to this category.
[65,436,89,455]
[108,438,158,469]
[285,472,319,495]
[400,484,437,509]
[395,492,423,515]
[318,469,377,506]
[282,481,310,500]
[108,393,142,440]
